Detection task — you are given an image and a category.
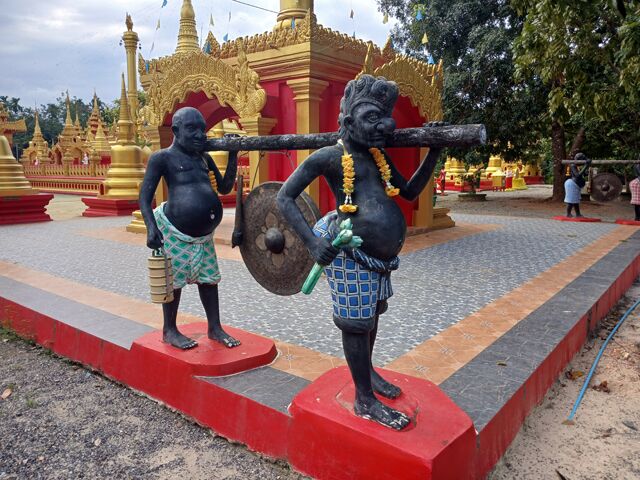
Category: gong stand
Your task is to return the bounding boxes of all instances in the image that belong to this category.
[562,159,640,203]
[220,123,487,295]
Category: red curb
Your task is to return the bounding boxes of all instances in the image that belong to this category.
[552,216,601,222]
[615,219,640,226]
[288,366,475,480]
[473,253,640,478]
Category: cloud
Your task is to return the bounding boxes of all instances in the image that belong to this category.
[0,0,397,107]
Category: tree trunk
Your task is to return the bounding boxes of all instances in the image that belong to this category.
[568,127,586,158]
[551,119,567,201]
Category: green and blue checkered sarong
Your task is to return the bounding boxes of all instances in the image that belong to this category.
[153,203,221,290]
[313,211,399,320]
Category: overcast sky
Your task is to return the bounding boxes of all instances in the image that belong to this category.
[0,0,399,107]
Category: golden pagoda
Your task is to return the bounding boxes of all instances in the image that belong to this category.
[0,134,36,195]
[88,91,102,137]
[20,109,50,164]
[0,102,27,147]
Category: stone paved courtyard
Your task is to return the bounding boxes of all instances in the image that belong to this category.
[0,196,620,364]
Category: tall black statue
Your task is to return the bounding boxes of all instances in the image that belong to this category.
[139,107,241,350]
[564,152,592,217]
[277,75,445,430]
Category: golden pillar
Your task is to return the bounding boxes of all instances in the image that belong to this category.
[123,14,140,131]
[275,0,314,29]
[100,74,145,199]
[241,116,277,189]
[176,0,199,54]
[286,77,328,204]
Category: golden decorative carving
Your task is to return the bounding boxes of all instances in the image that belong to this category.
[144,46,266,126]
[359,43,443,121]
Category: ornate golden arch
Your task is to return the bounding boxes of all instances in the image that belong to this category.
[143,40,267,127]
[359,43,444,121]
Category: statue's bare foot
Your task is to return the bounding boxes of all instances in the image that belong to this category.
[163,330,198,350]
[371,369,401,399]
[208,328,241,348]
[354,397,410,430]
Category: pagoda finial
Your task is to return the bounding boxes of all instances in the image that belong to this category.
[117,73,134,144]
[34,109,42,135]
[176,0,199,54]
[64,92,73,127]
[93,90,99,112]
[74,100,81,128]
[126,13,133,32]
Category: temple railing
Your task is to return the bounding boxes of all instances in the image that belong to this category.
[23,164,110,178]
[26,177,102,196]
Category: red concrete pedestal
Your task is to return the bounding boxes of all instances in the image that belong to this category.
[0,193,53,225]
[81,197,139,217]
[552,215,601,222]
[288,367,476,480]
[615,219,640,226]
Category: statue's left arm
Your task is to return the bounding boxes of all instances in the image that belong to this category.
[204,137,239,195]
[387,122,445,201]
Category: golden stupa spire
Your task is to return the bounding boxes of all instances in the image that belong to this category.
[64,92,73,127]
[176,0,199,53]
[74,100,81,131]
[92,90,99,115]
[117,73,134,144]
[33,109,42,136]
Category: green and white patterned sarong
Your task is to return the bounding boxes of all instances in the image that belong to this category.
[153,203,221,289]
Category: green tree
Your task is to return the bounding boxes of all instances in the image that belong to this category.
[377,0,550,166]
[512,0,640,200]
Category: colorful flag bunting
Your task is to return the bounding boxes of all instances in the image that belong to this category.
[350,9,354,19]
[421,33,428,44]
[228,11,231,21]
[161,0,167,7]
[210,14,214,27]
[156,19,160,30]
[291,18,295,30]
[150,41,155,52]
[382,12,389,24]
[223,33,229,42]
[416,10,423,20]
[204,42,211,54]
[428,53,435,64]
[145,60,150,73]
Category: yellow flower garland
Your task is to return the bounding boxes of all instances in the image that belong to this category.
[337,141,399,214]
[370,147,400,197]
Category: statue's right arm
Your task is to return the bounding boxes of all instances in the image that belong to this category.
[139,153,165,249]
[276,149,339,265]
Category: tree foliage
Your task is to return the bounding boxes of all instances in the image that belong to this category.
[512,0,640,198]
[377,0,549,164]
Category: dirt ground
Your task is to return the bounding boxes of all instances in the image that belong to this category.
[1,187,639,479]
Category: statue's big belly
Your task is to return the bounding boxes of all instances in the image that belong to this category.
[349,195,407,261]
[165,183,222,237]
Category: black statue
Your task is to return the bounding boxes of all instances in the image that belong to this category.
[139,107,241,350]
[564,152,592,217]
[277,75,445,430]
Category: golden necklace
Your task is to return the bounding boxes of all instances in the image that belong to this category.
[337,141,399,214]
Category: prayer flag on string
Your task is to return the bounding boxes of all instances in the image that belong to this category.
[145,60,150,73]
[416,10,423,20]
[350,9,354,19]
[421,33,428,44]
[156,19,160,30]
[161,0,167,7]
[291,18,295,30]
[210,14,214,27]
[382,12,389,24]
[204,42,211,54]
[223,33,229,42]
[228,11,231,21]
[428,53,435,64]
[150,41,155,52]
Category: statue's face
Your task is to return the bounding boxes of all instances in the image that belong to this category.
[346,103,396,148]
[172,109,207,153]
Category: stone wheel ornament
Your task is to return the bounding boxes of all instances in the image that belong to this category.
[591,172,623,202]
[239,182,321,295]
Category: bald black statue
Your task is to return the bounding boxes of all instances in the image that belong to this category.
[277,75,445,430]
[139,107,240,350]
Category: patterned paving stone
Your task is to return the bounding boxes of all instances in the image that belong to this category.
[0,213,618,365]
